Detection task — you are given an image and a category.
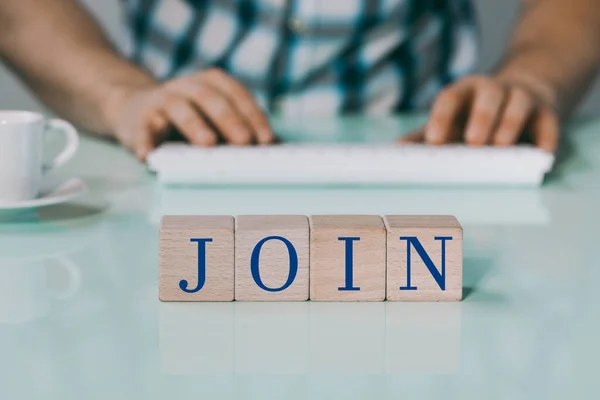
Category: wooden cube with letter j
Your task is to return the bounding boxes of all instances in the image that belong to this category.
[159,215,234,301]
[384,215,463,301]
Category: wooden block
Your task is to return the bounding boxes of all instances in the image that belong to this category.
[309,215,386,301]
[384,215,462,301]
[235,215,309,301]
[159,215,234,301]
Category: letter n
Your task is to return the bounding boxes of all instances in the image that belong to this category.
[399,236,452,291]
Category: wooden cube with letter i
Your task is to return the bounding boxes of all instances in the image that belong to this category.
[384,215,463,301]
[309,215,387,301]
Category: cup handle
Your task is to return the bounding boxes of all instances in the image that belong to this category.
[43,119,80,173]
[48,255,82,300]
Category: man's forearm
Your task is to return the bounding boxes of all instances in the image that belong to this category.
[0,0,156,135]
[495,0,600,117]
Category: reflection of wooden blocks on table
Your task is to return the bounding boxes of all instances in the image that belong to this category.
[385,303,461,373]
[309,215,386,301]
[158,303,235,375]
[309,303,385,372]
[384,216,462,301]
[159,215,234,301]
[235,215,309,301]
[235,303,309,373]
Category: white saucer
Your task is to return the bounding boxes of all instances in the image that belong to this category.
[0,177,87,210]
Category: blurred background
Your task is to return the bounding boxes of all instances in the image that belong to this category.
[1,0,599,116]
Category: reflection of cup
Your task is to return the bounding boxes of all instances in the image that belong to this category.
[0,255,81,324]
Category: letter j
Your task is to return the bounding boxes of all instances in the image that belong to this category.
[179,238,213,294]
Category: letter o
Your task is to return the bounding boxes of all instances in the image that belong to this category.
[250,236,298,292]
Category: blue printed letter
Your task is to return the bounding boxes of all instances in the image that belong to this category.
[179,238,213,293]
[338,237,361,291]
[251,236,298,292]
[400,236,452,291]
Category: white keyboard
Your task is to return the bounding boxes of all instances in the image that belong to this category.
[147,143,555,186]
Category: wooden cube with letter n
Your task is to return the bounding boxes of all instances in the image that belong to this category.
[159,215,234,301]
[309,215,386,301]
[384,215,462,301]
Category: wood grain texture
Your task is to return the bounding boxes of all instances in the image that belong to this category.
[235,215,309,301]
[384,215,462,301]
[309,215,386,301]
[159,215,234,302]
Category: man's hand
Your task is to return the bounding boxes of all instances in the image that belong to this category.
[401,75,560,153]
[106,68,275,160]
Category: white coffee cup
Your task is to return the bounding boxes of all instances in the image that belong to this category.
[0,110,79,204]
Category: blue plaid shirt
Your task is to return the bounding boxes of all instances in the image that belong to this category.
[121,0,478,115]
